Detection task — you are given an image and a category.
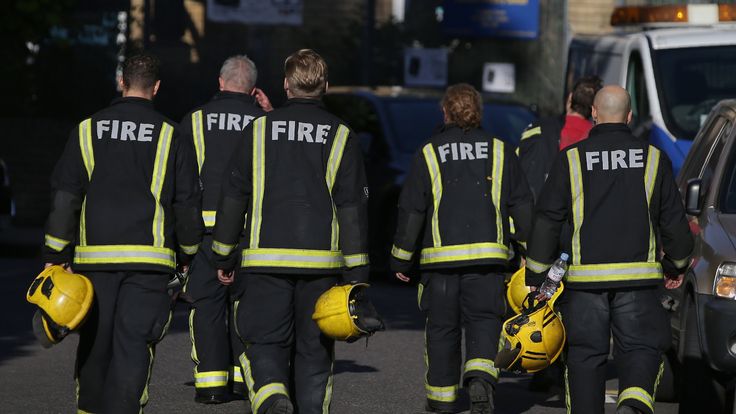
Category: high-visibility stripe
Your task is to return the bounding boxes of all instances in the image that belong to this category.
[202,210,216,228]
[492,139,505,244]
[567,148,584,265]
[239,353,257,404]
[422,144,443,247]
[249,117,267,249]
[464,358,499,380]
[391,245,413,261]
[151,122,174,248]
[425,384,459,402]
[79,118,94,180]
[252,383,289,414]
[326,124,350,251]
[521,126,541,141]
[644,147,660,262]
[194,370,229,388]
[566,262,662,283]
[74,245,176,268]
[180,243,199,255]
[212,240,236,256]
[322,348,335,414]
[45,234,70,252]
[241,248,344,269]
[191,110,205,173]
[618,386,654,411]
[527,257,552,273]
[671,256,689,269]
[417,283,424,309]
[232,366,244,383]
[344,253,369,268]
[420,242,508,265]
[653,360,664,401]
[188,308,199,364]
[79,198,88,246]
[564,365,572,414]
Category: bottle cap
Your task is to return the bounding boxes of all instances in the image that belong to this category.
[560,252,569,261]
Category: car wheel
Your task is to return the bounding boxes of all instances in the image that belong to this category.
[678,295,732,414]
[655,349,678,402]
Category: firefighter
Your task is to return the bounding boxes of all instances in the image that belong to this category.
[41,53,203,413]
[517,76,602,202]
[525,85,693,414]
[212,49,370,414]
[180,54,269,404]
[391,83,534,414]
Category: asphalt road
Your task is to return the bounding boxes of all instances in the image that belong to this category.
[0,254,678,414]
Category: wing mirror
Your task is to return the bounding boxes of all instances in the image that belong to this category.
[685,178,703,216]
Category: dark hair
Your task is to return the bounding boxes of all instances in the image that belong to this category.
[441,83,482,131]
[122,53,160,91]
[570,76,603,118]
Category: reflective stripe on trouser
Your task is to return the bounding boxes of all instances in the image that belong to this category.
[238,273,337,414]
[419,242,509,265]
[74,245,176,269]
[561,288,670,414]
[194,370,228,388]
[565,262,663,284]
[423,271,506,407]
[75,272,171,414]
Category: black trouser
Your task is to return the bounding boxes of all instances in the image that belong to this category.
[186,236,246,395]
[75,271,171,414]
[236,273,337,414]
[560,287,670,414]
[420,269,506,410]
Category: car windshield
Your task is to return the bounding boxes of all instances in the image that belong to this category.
[654,46,736,139]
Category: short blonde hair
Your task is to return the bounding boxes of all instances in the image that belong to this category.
[284,49,328,98]
[441,83,482,131]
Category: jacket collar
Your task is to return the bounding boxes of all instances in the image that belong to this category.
[588,122,632,138]
[283,97,324,108]
[111,96,154,108]
[212,90,256,104]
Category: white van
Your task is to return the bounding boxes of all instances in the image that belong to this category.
[565,4,736,174]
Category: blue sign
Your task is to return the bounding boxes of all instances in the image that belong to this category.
[442,0,540,39]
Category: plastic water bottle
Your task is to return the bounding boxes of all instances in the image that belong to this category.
[539,253,569,299]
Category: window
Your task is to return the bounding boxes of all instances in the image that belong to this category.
[626,52,651,129]
[679,116,728,188]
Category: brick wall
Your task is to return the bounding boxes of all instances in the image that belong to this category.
[568,0,616,35]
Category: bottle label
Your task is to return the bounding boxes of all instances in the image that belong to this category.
[548,267,565,282]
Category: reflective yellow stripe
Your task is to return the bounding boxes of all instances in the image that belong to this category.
[521,126,541,141]
[191,110,205,173]
[326,124,350,251]
[618,386,654,411]
[239,353,257,403]
[644,146,660,262]
[567,148,584,265]
[249,117,266,249]
[566,262,662,283]
[212,240,236,256]
[322,348,335,414]
[391,245,413,261]
[526,257,552,273]
[151,122,174,248]
[492,139,504,244]
[194,370,228,388]
[252,383,289,414]
[417,283,424,309]
[180,243,199,255]
[202,210,216,228]
[74,245,176,268]
[80,198,88,246]
[422,144,443,247]
[188,308,199,364]
[671,256,689,269]
[344,253,369,267]
[420,242,508,265]
[79,118,94,179]
[232,366,244,383]
[45,234,70,252]
[241,248,344,269]
[425,384,459,402]
[464,358,499,380]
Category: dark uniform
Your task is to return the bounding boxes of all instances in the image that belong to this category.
[517,116,563,203]
[525,123,693,414]
[390,125,533,412]
[180,91,265,399]
[42,97,203,413]
[212,98,369,414]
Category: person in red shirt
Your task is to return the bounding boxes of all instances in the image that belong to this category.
[559,77,603,149]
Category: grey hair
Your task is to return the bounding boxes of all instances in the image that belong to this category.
[219,55,257,92]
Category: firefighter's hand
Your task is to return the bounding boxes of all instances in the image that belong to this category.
[664,273,684,290]
[217,269,235,286]
[252,88,273,112]
[395,272,410,282]
[45,263,73,272]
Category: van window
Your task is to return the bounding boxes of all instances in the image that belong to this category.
[626,52,651,129]
[700,120,731,198]
[679,116,728,186]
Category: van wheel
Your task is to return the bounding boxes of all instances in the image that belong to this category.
[655,350,678,402]
[678,296,731,414]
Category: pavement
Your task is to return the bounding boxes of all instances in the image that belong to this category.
[0,227,679,413]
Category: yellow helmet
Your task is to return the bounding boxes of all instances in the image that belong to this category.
[26,266,94,348]
[507,267,531,314]
[312,283,384,342]
[495,283,566,373]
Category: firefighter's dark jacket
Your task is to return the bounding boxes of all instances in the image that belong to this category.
[42,97,204,273]
[390,125,534,272]
[211,98,370,282]
[517,116,563,203]
[180,91,265,231]
[525,123,694,289]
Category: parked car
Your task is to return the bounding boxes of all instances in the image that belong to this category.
[323,86,537,272]
[659,99,736,413]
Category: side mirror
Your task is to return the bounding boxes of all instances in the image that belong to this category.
[685,178,703,216]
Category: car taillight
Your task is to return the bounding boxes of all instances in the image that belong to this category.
[714,262,736,299]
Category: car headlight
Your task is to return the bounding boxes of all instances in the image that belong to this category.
[714,262,736,299]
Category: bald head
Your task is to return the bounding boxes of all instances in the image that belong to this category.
[592,85,632,124]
